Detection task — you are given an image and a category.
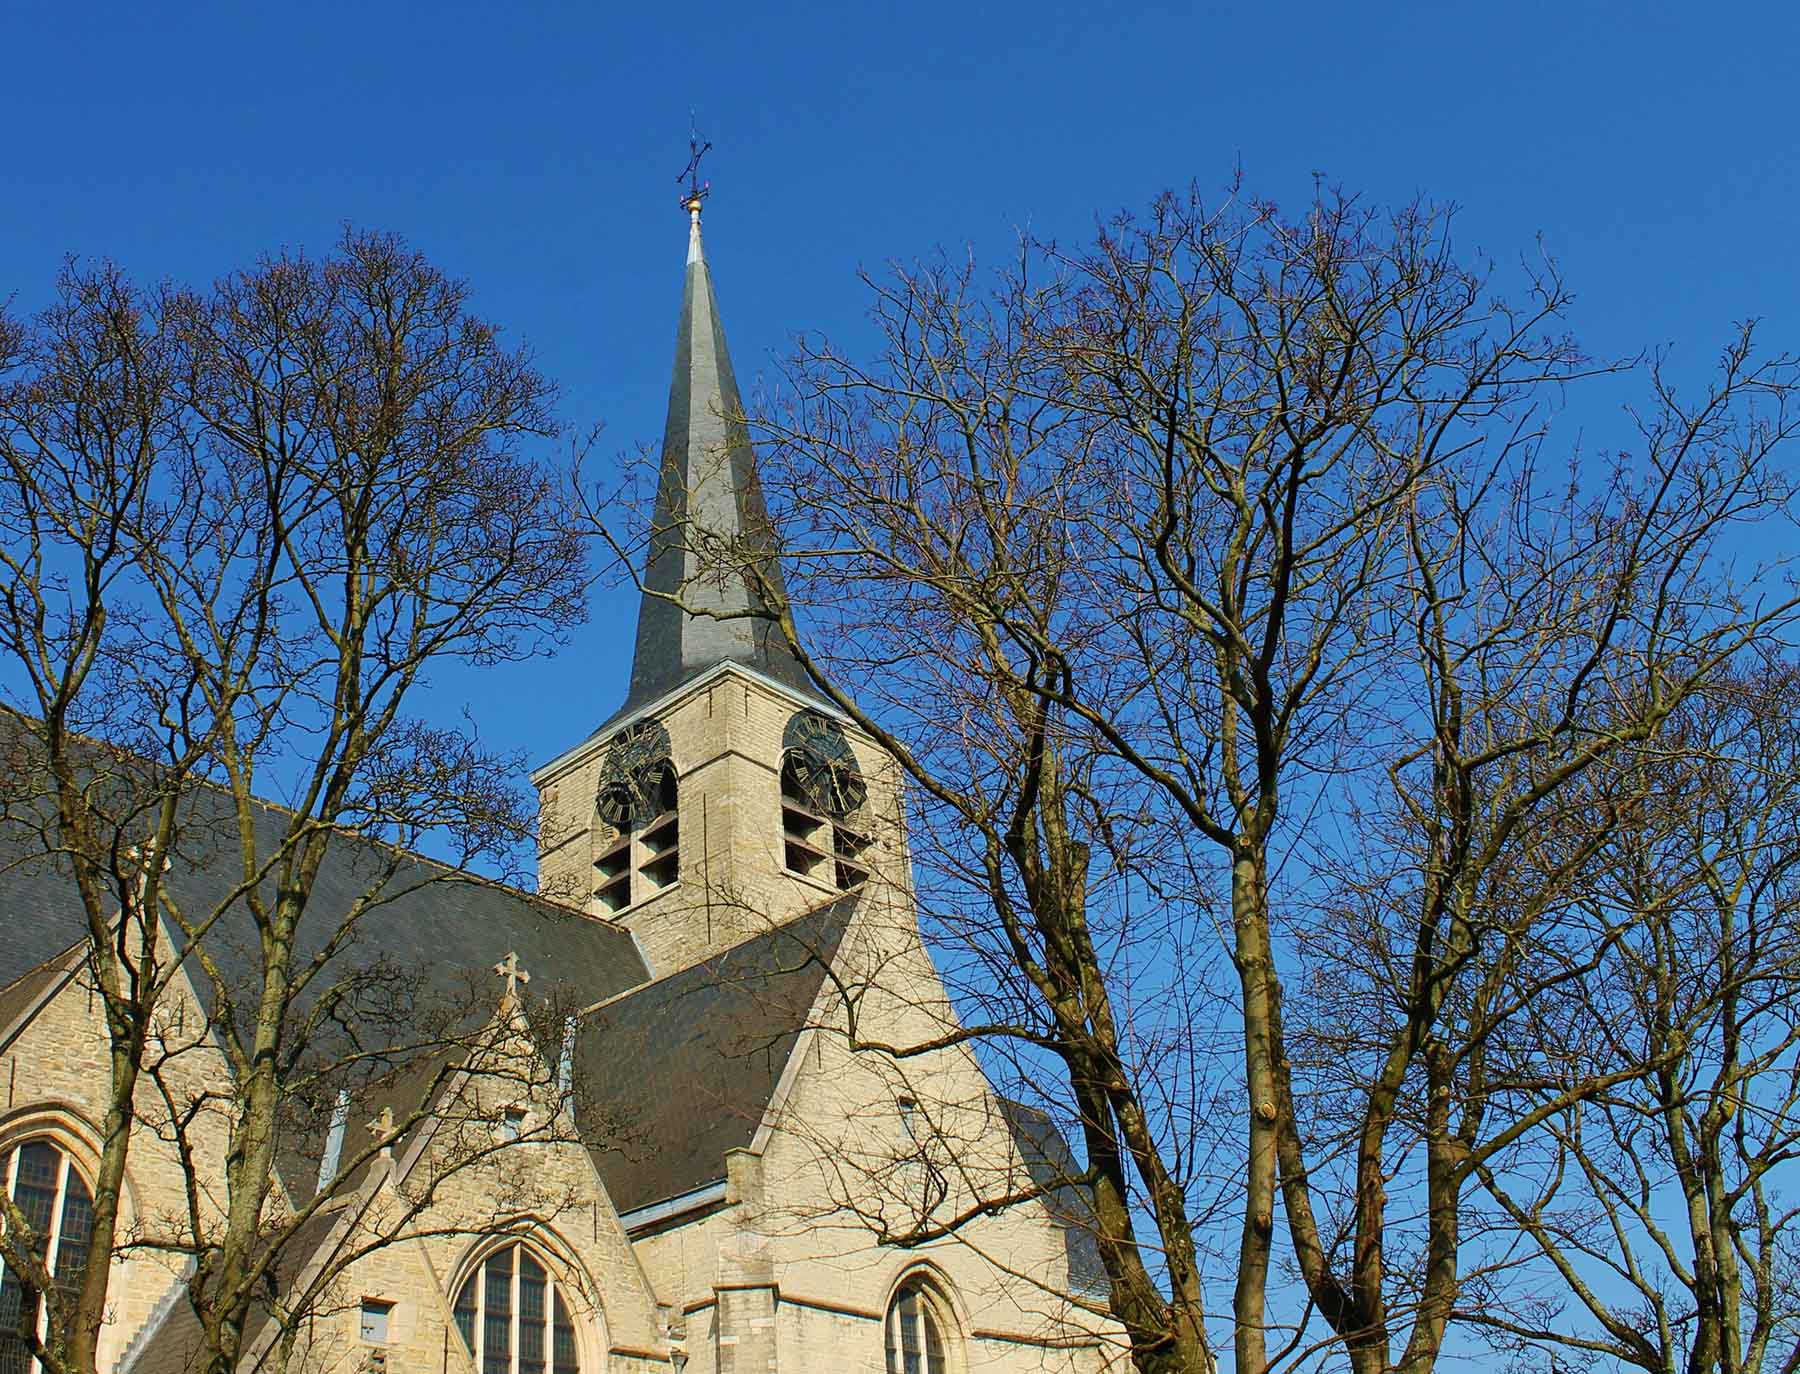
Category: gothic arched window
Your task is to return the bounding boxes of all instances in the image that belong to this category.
[1,1141,97,1374]
[451,1243,581,1374]
[884,1278,953,1374]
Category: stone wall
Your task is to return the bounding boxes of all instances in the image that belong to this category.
[535,667,911,978]
[0,969,675,1374]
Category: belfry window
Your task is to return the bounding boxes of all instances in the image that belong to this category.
[1,1141,97,1374]
[592,722,679,913]
[884,1279,952,1374]
[780,711,870,891]
[452,1243,580,1374]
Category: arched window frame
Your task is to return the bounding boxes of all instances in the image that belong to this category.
[883,1270,963,1374]
[0,1128,101,1374]
[447,1234,601,1374]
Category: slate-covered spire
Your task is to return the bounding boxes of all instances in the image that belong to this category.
[616,204,818,719]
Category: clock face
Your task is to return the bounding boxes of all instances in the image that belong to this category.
[596,720,674,829]
[783,711,866,818]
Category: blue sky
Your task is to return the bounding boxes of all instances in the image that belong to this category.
[5,0,1797,786]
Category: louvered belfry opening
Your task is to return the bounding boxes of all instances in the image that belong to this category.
[1,1140,96,1374]
[592,723,680,914]
[779,754,870,891]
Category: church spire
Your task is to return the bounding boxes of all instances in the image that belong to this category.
[614,189,819,721]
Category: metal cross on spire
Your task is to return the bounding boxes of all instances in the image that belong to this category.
[493,950,531,1009]
[677,113,711,214]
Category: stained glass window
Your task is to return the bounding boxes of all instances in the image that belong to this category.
[517,1252,545,1374]
[551,1289,577,1374]
[481,1249,511,1374]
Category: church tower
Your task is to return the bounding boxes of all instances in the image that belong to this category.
[531,197,899,974]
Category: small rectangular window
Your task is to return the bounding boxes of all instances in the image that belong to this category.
[898,1097,920,1142]
[502,1106,527,1141]
[360,1299,393,1344]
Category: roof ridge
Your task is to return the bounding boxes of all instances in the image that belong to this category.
[0,703,624,931]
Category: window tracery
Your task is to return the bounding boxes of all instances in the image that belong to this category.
[884,1277,954,1374]
[451,1242,581,1374]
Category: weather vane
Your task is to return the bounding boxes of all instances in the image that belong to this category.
[677,113,712,214]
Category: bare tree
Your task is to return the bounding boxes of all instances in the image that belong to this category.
[0,232,593,1374]
[624,181,1800,1373]
[1464,666,1800,1374]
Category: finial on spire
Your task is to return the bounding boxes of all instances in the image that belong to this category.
[677,113,712,218]
[493,951,531,1010]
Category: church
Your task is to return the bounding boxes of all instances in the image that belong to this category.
[0,198,1117,1374]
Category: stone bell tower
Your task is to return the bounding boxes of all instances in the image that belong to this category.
[531,198,901,976]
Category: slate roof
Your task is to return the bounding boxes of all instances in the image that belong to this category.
[607,212,827,732]
[0,797,649,1037]
[0,724,651,1201]
[0,732,649,1017]
[0,826,98,995]
[575,893,856,1215]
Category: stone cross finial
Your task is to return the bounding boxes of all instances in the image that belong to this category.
[122,843,170,872]
[493,951,531,1009]
[368,1106,396,1156]
[120,844,172,921]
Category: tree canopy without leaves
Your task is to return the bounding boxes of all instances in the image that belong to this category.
[1468,666,1800,1374]
[0,230,594,1374]
[681,182,1800,1374]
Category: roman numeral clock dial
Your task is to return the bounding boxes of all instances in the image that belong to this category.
[595,720,674,829]
[783,711,867,818]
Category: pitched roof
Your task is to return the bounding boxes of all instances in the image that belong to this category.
[0,721,867,1221]
[608,211,825,732]
[0,830,96,995]
[575,893,855,1215]
[1,730,1103,1283]
[0,796,649,1035]
[0,725,651,1199]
